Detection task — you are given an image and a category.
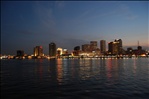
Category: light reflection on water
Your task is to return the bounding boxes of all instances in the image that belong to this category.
[1,58,149,99]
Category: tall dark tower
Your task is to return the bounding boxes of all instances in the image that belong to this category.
[90,41,97,51]
[108,42,118,55]
[100,40,106,53]
[108,42,113,54]
[49,42,56,57]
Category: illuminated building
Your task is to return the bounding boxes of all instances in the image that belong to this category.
[113,41,119,54]
[17,50,24,56]
[61,49,72,58]
[108,42,118,55]
[114,39,123,54]
[100,40,106,53]
[82,44,90,52]
[34,46,43,56]
[57,48,63,55]
[90,41,97,51]
[49,42,56,57]
[63,49,68,55]
[108,39,123,55]
[57,48,63,58]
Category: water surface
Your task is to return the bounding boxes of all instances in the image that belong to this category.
[1,58,149,99]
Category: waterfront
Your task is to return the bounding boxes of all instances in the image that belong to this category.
[1,58,149,99]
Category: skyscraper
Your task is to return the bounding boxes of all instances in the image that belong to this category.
[113,41,119,54]
[100,40,106,53]
[108,39,123,55]
[49,42,56,57]
[90,41,97,51]
[82,44,90,52]
[108,42,113,54]
[114,39,123,54]
[34,46,43,56]
[108,41,119,55]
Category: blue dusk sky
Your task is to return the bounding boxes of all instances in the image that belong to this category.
[1,1,149,55]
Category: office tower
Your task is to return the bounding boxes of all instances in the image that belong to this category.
[100,40,106,53]
[49,42,56,57]
[82,44,90,52]
[114,39,123,54]
[34,46,43,56]
[17,50,24,56]
[108,41,119,55]
[113,41,119,54]
[108,42,113,54]
[90,41,97,51]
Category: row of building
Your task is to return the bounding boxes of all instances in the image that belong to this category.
[73,39,123,56]
[16,43,57,59]
[13,39,148,59]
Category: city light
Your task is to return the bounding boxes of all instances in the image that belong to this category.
[0,39,148,59]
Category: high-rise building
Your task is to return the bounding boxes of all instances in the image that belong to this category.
[114,39,123,54]
[100,40,106,53]
[108,39,123,55]
[34,46,43,56]
[49,42,56,57]
[108,41,119,55]
[113,41,119,54]
[82,44,90,52]
[17,50,24,56]
[90,41,97,51]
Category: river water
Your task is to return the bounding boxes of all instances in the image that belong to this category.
[1,58,149,99]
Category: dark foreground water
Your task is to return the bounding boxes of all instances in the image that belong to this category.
[1,58,149,99]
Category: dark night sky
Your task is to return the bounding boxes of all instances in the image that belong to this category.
[1,1,149,55]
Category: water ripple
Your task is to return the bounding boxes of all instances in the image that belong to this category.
[1,58,149,99]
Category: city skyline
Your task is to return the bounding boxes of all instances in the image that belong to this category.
[1,1,149,55]
[1,39,148,56]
